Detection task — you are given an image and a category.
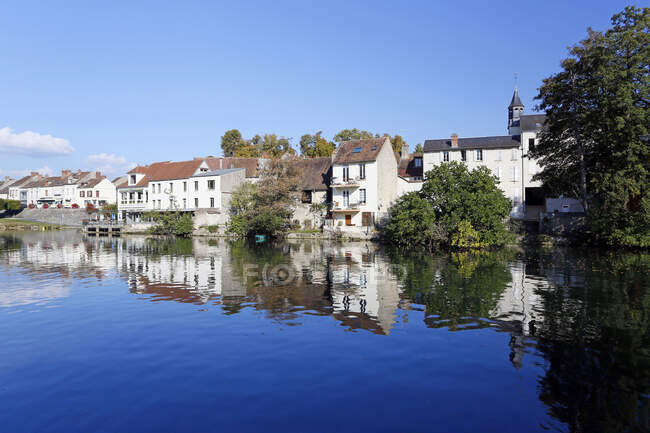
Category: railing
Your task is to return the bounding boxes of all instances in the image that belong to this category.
[332,201,362,211]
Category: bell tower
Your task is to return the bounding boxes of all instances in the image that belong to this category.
[508,74,524,133]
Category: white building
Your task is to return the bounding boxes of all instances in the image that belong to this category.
[117,158,246,224]
[330,137,398,228]
[0,177,17,200]
[422,88,546,218]
[19,170,116,208]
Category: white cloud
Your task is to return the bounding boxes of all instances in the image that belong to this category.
[0,127,74,156]
[87,153,133,176]
[87,153,127,166]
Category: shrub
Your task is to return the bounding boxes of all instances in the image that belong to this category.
[71,203,79,209]
[451,221,484,249]
[201,225,219,233]
[146,212,194,237]
[382,192,447,251]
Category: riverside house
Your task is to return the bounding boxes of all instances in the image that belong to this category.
[422,88,547,219]
[18,170,116,209]
[117,158,246,223]
[0,177,17,200]
[330,137,397,228]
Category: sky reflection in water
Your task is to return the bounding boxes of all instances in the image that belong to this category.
[0,231,648,433]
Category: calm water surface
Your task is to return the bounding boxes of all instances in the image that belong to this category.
[0,231,648,433]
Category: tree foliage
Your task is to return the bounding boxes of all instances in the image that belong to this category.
[145,212,194,237]
[222,130,295,158]
[220,129,245,157]
[415,143,424,153]
[383,162,512,250]
[532,6,649,247]
[227,159,300,238]
[381,192,446,251]
[333,128,374,143]
[300,131,336,157]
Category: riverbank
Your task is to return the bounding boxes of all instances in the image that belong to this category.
[0,218,68,232]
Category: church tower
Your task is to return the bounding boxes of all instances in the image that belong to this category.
[508,86,524,133]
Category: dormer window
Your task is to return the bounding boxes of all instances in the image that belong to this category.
[414,157,422,167]
[371,146,377,150]
[130,175,136,184]
[352,147,362,154]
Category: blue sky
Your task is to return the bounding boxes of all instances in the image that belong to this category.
[0,0,634,178]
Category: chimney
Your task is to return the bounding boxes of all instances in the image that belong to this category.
[451,133,459,148]
[61,169,71,178]
[401,143,410,161]
[96,171,101,179]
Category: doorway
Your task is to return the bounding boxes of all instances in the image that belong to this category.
[345,214,352,226]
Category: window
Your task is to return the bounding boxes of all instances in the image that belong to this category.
[183,181,187,192]
[528,138,535,152]
[157,184,161,194]
[130,175,136,184]
[194,181,199,192]
[80,191,85,197]
[443,151,449,162]
[194,198,199,208]
[476,149,483,161]
[95,191,99,198]
[301,190,312,204]
[169,183,173,193]
[207,180,215,190]
[497,167,502,179]
[169,198,174,208]
[512,167,518,181]
[359,163,366,179]
[352,147,362,153]
[183,198,186,209]
[210,197,215,208]
[460,150,466,162]
[343,166,350,181]
[496,150,502,161]
[343,190,350,207]
[359,189,366,204]
[511,149,518,160]
[415,157,422,167]
[145,191,148,202]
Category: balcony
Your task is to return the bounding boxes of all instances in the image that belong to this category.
[330,176,362,188]
[331,201,363,213]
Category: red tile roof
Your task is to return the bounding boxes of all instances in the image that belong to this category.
[333,137,388,164]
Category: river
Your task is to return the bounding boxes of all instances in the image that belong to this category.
[0,231,648,432]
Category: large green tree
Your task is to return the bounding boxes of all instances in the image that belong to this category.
[220,129,245,157]
[333,128,374,143]
[532,6,649,247]
[299,131,336,157]
[383,162,512,250]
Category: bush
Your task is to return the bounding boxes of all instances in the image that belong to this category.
[382,162,512,251]
[0,199,21,211]
[71,203,79,209]
[382,192,447,251]
[200,225,219,233]
[146,212,194,237]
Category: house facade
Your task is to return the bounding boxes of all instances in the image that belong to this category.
[18,170,116,208]
[330,137,397,227]
[292,157,331,229]
[117,158,246,223]
[422,88,545,218]
[0,177,17,200]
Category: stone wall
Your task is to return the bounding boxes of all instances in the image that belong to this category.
[15,208,91,227]
[539,212,587,236]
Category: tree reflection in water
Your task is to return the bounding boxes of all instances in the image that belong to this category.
[1,232,648,432]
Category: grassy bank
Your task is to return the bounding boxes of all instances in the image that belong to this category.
[0,218,67,231]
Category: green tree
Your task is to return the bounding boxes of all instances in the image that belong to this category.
[415,143,424,153]
[382,192,446,251]
[145,212,194,237]
[388,134,407,154]
[300,131,336,157]
[333,128,374,143]
[221,129,245,157]
[420,162,512,247]
[227,159,300,238]
[261,134,294,158]
[532,6,649,247]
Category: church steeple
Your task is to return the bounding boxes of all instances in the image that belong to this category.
[508,77,524,131]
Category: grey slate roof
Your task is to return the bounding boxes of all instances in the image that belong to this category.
[424,135,521,152]
[519,114,546,131]
[191,168,245,177]
[509,89,524,108]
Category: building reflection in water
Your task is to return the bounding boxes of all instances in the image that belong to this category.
[1,232,647,431]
